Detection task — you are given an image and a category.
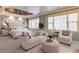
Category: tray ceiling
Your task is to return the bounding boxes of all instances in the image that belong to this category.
[8,6,68,16]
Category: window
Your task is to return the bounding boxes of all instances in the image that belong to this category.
[35,18,39,28]
[68,13,78,31]
[48,17,53,29]
[47,8,79,32]
[29,20,32,28]
[54,15,67,30]
[29,18,39,29]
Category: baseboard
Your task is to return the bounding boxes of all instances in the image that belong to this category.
[72,41,79,44]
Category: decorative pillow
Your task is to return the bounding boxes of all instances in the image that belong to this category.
[22,32,31,39]
[30,32,36,37]
[41,32,48,36]
[35,31,41,36]
[27,33,31,39]
[35,31,48,36]
[62,31,70,36]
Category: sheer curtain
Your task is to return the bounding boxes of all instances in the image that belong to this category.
[68,13,78,31]
[48,17,53,30]
[29,18,39,29]
[54,15,67,30]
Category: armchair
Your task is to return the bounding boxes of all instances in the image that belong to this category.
[58,30,72,46]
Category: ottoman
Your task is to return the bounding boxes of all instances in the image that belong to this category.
[41,39,60,53]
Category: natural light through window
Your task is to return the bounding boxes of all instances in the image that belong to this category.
[48,17,53,30]
[68,13,78,31]
[54,15,67,30]
[29,18,39,29]
[48,13,78,31]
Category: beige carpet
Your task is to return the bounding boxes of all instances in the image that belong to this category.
[26,42,79,53]
[0,35,79,53]
[0,35,25,53]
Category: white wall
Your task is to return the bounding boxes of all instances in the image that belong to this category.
[2,16,27,28]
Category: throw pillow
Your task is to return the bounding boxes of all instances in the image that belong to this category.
[27,33,31,39]
[22,32,31,39]
[62,31,70,36]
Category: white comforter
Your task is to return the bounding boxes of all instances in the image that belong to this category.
[9,28,32,38]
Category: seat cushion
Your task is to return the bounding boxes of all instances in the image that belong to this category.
[28,37,40,45]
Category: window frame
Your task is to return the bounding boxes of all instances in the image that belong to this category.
[48,12,78,31]
[29,18,39,29]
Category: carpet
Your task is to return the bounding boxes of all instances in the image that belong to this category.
[0,35,79,53]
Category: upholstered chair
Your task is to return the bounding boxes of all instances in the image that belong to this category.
[58,30,72,46]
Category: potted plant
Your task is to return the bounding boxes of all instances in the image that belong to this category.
[39,22,44,29]
[39,23,44,35]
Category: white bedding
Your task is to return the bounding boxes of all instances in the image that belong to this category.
[9,27,32,38]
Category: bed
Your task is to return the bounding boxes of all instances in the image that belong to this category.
[9,27,32,38]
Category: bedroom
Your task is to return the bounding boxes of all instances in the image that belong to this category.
[0,6,79,53]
